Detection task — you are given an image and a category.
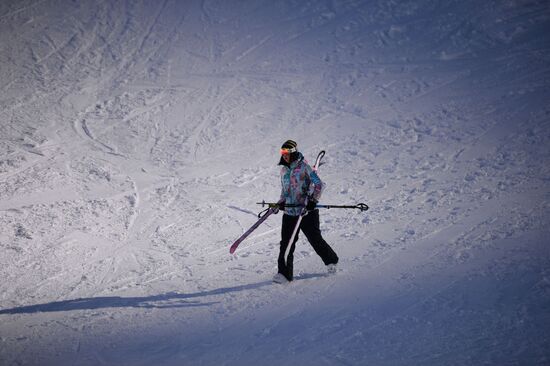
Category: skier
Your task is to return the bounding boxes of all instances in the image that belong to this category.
[273,140,338,283]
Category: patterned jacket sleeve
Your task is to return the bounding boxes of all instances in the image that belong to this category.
[307,164,324,202]
[278,167,286,203]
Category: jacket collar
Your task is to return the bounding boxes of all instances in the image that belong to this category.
[278,152,303,168]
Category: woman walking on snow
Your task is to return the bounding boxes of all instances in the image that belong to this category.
[273,140,338,283]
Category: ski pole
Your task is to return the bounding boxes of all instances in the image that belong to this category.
[257,201,369,212]
[318,203,369,211]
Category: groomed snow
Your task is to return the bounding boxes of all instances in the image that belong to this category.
[1,0,549,365]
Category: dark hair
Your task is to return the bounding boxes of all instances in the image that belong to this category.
[278,151,300,167]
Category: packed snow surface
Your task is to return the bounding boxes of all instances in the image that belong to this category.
[1,0,549,365]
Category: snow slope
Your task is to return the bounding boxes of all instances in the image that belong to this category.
[1,0,549,365]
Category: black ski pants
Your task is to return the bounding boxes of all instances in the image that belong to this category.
[278,209,338,281]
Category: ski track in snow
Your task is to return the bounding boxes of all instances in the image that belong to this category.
[1,0,550,365]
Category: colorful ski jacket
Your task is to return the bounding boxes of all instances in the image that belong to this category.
[279,152,324,216]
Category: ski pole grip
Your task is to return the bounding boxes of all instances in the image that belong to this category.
[256,201,283,209]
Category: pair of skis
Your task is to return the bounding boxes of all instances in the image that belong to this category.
[229,150,326,255]
[228,206,277,254]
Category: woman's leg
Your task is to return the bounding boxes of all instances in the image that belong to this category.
[300,210,338,265]
[278,214,300,281]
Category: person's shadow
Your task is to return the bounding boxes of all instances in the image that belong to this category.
[0,273,327,314]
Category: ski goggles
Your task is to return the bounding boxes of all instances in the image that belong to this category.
[280,147,297,155]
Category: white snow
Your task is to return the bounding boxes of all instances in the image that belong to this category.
[1,0,549,365]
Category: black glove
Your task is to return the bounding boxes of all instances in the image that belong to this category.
[306,199,317,211]
[272,201,285,214]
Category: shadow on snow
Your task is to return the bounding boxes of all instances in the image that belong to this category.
[0,273,327,314]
